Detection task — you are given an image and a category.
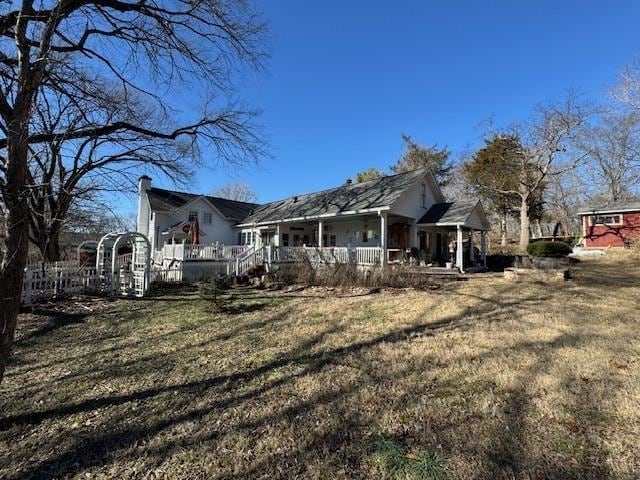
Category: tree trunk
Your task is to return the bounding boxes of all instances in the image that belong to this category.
[500,211,508,247]
[518,195,530,252]
[0,127,31,384]
[44,234,62,263]
[39,224,63,263]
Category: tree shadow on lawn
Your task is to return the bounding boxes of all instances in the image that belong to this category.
[14,310,88,345]
[45,304,301,387]
[8,299,211,376]
[474,332,617,480]
[1,288,550,479]
[2,283,627,479]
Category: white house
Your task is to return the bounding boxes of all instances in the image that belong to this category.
[136,168,490,277]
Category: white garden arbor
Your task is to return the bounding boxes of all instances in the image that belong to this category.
[96,232,151,297]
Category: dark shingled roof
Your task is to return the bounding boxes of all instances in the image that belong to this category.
[417,200,479,225]
[146,187,259,221]
[238,168,431,225]
[579,201,640,214]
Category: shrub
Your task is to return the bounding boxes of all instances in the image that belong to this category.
[199,273,231,311]
[526,240,572,257]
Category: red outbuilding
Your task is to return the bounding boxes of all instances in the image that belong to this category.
[579,202,640,248]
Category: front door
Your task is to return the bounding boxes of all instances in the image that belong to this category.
[261,230,275,246]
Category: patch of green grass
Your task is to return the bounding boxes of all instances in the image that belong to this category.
[368,434,448,480]
[409,452,449,480]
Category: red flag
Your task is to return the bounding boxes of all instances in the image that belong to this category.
[192,219,200,245]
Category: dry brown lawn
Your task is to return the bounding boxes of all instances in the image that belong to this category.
[1,254,639,479]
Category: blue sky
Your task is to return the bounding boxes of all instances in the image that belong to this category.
[137,0,640,210]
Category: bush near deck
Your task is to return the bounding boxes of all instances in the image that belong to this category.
[527,240,573,257]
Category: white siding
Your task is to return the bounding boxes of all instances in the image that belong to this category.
[151,198,238,253]
[464,204,490,230]
[389,173,442,220]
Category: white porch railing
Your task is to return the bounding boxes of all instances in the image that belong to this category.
[162,244,247,261]
[233,245,266,276]
[271,246,382,266]
[356,247,383,265]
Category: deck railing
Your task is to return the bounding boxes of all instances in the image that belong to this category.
[162,244,247,261]
[159,244,387,275]
[271,246,382,266]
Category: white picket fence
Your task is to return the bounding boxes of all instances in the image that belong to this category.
[22,262,100,306]
[151,267,184,283]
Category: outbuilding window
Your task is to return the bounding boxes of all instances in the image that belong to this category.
[591,214,622,225]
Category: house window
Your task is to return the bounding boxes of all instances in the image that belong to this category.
[238,232,242,244]
[421,183,427,208]
[329,235,337,247]
[362,230,369,243]
[282,233,289,247]
[203,212,212,224]
[591,214,621,225]
[188,210,198,222]
[303,235,309,246]
[241,232,255,245]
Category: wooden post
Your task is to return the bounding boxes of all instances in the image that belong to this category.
[318,220,324,247]
[456,225,464,272]
[379,212,388,265]
[481,231,487,268]
[274,224,281,247]
[469,228,474,264]
[22,267,31,307]
[409,221,418,249]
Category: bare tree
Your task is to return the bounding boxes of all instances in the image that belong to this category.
[575,110,640,203]
[512,95,591,249]
[612,57,640,110]
[0,0,267,382]
[25,89,201,261]
[543,166,587,237]
[212,181,258,203]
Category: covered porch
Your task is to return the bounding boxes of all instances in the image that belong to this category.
[239,210,420,266]
[238,202,490,272]
[415,200,491,272]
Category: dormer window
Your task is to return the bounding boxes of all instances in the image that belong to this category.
[188,210,198,222]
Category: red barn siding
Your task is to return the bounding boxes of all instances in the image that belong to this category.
[584,211,640,247]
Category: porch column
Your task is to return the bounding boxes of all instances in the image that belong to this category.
[274,224,281,247]
[409,221,418,249]
[379,212,388,265]
[456,224,464,272]
[480,230,487,268]
[318,220,324,247]
[469,228,474,264]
